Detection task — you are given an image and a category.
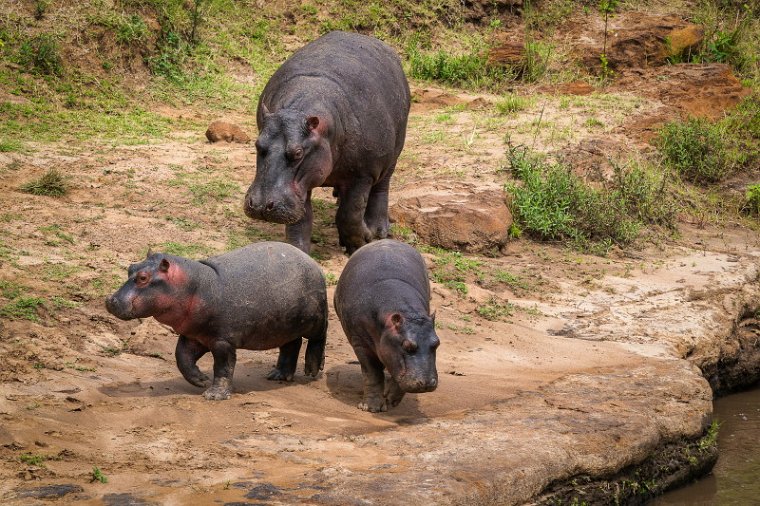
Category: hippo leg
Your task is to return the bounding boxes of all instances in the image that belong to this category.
[285,192,313,254]
[267,338,302,381]
[304,327,326,378]
[335,178,373,255]
[384,376,405,408]
[204,340,237,401]
[175,335,211,388]
[355,348,386,412]
[364,170,392,240]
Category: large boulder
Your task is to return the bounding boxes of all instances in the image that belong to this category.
[390,183,512,252]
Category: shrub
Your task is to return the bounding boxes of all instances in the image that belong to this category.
[495,94,532,115]
[405,36,509,89]
[505,145,675,252]
[20,169,69,197]
[16,34,63,76]
[657,118,733,184]
[743,184,760,216]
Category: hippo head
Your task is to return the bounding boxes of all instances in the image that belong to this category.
[378,313,440,393]
[105,252,190,322]
[244,107,333,225]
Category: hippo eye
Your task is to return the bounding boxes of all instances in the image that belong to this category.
[289,147,304,161]
[135,272,151,286]
[255,141,268,157]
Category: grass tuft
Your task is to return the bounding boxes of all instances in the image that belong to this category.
[20,169,69,197]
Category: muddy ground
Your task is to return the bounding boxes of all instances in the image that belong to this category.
[1,23,759,506]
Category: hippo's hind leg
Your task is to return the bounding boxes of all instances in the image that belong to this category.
[176,335,211,388]
[364,169,393,240]
[304,322,327,378]
[267,338,302,382]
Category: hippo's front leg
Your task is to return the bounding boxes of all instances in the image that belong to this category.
[204,340,237,401]
[354,347,386,412]
[384,375,405,409]
[336,178,373,255]
[176,335,211,388]
[285,192,314,254]
[364,171,392,240]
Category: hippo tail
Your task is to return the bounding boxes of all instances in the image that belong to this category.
[304,292,328,377]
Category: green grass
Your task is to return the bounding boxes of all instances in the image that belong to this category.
[19,453,47,466]
[743,184,760,217]
[424,247,483,296]
[158,241,210,258]
[656,118,742,184]
[495,94,532,115]
[189,179,240,204]
[91,466,108,484]
[0,296,45,322]
[505,145,676,253]
[476,296,514,321]
[0,280,24,299]
[15,33,63,76]
[0,139,23,152]
[20,169,69,197]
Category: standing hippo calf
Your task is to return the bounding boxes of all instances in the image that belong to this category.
[105,242,327,400]
[244,31,411,255]
[334,239,439,412]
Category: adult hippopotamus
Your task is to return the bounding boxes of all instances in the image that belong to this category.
[244,31,411,255]
[105,242,327,400]
[334,239,440,412]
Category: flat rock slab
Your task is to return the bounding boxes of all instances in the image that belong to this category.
[390,182,512,252]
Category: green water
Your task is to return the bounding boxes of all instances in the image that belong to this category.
[653,387,760,505]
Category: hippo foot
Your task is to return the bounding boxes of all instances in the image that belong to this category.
[385,395,403,409]
[203,385,231,401]
[187,374,212,389]
[358,399,386,413]
[266,369,295,382]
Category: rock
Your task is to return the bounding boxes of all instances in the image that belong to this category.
[488,40,525,67]
[664,25,704,61]
[390,184,512,252]
[17,484,84,499]
[205,121,251,144]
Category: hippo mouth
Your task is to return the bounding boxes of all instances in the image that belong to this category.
[244,202,304,225]
[105,295,137,321]
[394,372,439,393]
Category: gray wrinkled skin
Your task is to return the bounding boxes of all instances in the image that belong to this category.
[244,31,411,255]
[105,242,328,401]
[334,239,440,412]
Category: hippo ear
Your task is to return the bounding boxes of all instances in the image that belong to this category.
[261,103,271,116]
[306,116,320,132]
[146,247,153,259]
[159,258,170,272]
[430,310,437,324]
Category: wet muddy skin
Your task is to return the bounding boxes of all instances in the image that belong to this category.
[653,386,760,505]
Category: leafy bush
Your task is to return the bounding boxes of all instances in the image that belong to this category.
[16,34,63,76]
[743,184,760,216]
[20,169,69,197]
[656,108,754,185]
[505,146,675,252]
[406,36,509,89]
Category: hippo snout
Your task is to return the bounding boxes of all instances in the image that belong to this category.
[105,294,134,321]
[399,375,438,394]
[244,190,304,225]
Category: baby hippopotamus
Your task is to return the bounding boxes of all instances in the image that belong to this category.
[334,239,439,412]
[105,242,327,401]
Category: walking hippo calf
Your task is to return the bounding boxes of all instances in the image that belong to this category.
[334,239,439,412]
[105,242,327,400]
[244,31,411,255]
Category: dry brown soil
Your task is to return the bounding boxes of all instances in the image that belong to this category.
[1,50,758,506]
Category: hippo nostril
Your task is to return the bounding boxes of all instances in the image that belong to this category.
[266,201,275,211]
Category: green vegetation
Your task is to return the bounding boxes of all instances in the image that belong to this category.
[425,247,483,296]
[19,453,47,466]
[158,241,210,258]
[91,466,108,483]
[476,296,514,321]
[0,296,45,322]
[505,145,676,253]
[15,34,63,76]
[743,184,760,216]
[495,94,532,115]
[0,139,23,152]
[20,169,69,197]
[189,179,240,204]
